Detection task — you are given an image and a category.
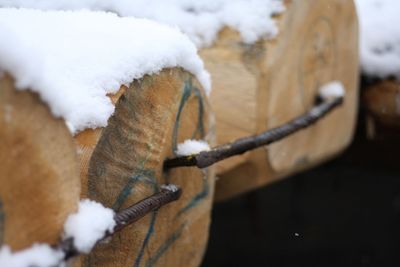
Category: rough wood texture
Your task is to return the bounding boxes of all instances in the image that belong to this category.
[363,79,400,128]
[199,30,259,172]
[0,75,80,250]
[75,68,215,267]
[201,0,359,201]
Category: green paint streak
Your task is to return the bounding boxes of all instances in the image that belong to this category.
[88,78,208,267]
[192,87,205,139]
[172,80,209,217]
[133,187,158,267]
[176,178,209,218]
[112,170,156,211]
[172,80,193,154]
[172,80,206,155]
[145,223,186,267]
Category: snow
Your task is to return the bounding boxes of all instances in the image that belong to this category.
[63,199,116,253]
[355,0,400,80]
[0,8,210,134]
[0,200,116,265]
[176,139,210,156]
[318,81,345,100]
[161,184,180,193]
[0,0,285,48]
[0,244,64,267]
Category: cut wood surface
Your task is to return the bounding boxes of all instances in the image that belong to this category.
[75,68,216,267]
[201,0,359,201]
[363,79,400,128]
[0,75,80,250]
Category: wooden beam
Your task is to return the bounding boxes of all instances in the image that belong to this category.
[200,0,359,201]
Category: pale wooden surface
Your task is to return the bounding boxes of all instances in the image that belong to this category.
[75,68,216,267]
[363,79,400,128]
[0,75,80,250]
[199,31,259,173]
[204,0,359,201]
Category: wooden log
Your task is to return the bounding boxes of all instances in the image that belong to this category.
[75,68,215,267]
[0,75,80,250]
[363,79,400,128]
[199,0,359,201]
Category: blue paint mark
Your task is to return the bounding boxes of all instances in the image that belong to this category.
[145,223,186,267]
[111,171,159,267]
[192,87,205,139]
[101,79,208,267]
[176,178,209,218]
[112,170,156,211]
[113,175,141,211]
[134,208,158,267]
[172,80,193,154]
[0,199,3,246]
[172,80,206,154]
[171,80,209,217]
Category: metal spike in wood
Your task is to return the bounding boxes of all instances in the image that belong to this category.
[76,68,215,267]
[164,96,344,170]
[58,185,182,261]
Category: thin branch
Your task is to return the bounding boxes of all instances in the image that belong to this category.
[58,185,182,261]
[164,96,343,169]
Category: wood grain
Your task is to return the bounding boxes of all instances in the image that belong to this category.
[203,0,360,201]
[75,68,216,267]
[0,75,80,250]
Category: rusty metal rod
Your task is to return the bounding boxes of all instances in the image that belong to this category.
[164,96,343,169]
[58,185,182,261]
[113,185,181,233]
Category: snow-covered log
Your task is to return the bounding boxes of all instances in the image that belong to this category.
[207,0,359,201]
[0,9,215,267]
[355,0,400,131]
[0,75,80,252]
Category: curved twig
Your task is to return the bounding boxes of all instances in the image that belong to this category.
[164,96,344,169]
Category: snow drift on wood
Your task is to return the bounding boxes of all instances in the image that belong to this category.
[319,81,345,101]
[0,0,285,47]
[63,199,116,253]
[0,8,210,134]
[176,139,210,156]
[355,0,400,80]
[0,244,64,267]
[161,184,180,193]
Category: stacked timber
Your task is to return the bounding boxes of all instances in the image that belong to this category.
[0,1,362,266]
[0,0,361,207]
[0,9,215,267]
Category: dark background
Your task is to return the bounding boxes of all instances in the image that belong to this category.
[202,105,400,267]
